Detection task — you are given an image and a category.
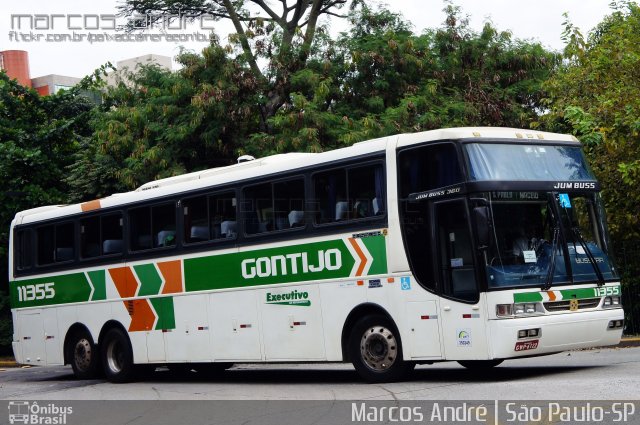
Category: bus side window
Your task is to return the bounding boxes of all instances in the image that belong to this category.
[349,164,385,219]
[313,163,384,224]
[54,223,75,262]
[129,207,152,251]
[244,183,272,235]
[36,225,55,265]
[244,179,304,235]
[35,223,74,265]
[15,229,32,270]
[184,196,209,243]
[152,204,176,248]
[101,213,123,255]
[211,192,237,239]
[81,217,101,258]
[314,170,347,224]
[274,179,305,230]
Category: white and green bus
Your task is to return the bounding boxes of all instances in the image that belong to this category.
[9,127,624,383]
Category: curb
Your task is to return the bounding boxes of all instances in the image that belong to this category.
[617,337,640,348]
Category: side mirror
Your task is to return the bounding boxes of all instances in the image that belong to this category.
[473,206,491,249]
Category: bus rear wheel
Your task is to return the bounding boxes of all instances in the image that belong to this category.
[68,329,100,379]
[457,359,504,369]
[101,327,135,383]
[348,314,413,383]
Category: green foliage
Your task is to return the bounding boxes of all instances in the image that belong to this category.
[0,71,95,352]
[252,3,557,151]
[543,3,640,242]
[542,2,640,332]
[0,291,12,355]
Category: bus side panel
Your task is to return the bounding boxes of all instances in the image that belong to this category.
[42,308,62,365]
[209,290,263,361]
[259,285,325,361]
[320,282,366,361]
[11,310,22,364]
[15,310,44,366]
[164,294,211,362]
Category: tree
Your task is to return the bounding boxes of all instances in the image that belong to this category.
[0,71,95,352]
[542,1,640,333]
[248,3,558,152]
[119,0,351,131]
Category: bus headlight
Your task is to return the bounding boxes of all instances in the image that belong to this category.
[496,303,544,318]
[603,296,621,308]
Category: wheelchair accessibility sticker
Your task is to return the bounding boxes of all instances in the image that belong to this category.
[401,277,411,291]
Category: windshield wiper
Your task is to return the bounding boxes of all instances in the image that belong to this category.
[571,226,605,286]
[542,227,560,291]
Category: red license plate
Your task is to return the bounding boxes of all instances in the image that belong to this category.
[514,340,539,351]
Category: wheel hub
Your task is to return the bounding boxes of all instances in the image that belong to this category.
[106,340,124,373]
[74,339,92,371]
[361,326,397,371]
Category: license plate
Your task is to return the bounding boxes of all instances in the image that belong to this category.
[515,340,539,351]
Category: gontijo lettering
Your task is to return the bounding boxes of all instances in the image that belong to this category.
[241,249,342,279]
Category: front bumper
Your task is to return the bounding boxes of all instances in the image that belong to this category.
[488,309,624,359]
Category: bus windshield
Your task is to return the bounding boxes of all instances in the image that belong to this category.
[466,143,595,181]
[483,191,618,288]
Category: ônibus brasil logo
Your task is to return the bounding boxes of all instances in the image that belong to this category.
[8,401,72,424]
[266,290,311,307]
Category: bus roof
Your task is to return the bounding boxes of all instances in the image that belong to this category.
[15,127,579,225]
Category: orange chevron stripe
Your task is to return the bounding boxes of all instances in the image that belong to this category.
[127,299,156,332]
[109,267,138,299]
[157,260,183,294]
[348,238,367,277]
[547,291,557,301]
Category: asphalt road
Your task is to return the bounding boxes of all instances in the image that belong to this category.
[1,346,638,401]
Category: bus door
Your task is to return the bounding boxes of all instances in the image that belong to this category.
[432,198,489,360]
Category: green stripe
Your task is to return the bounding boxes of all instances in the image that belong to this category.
[559,287,600,300]
[361,236,387,275]
[513,292,544,303]
[134,264,163,296]
[11,235,388,308]
[10,273,92,308]
[184,238,363,292]
[150,297,175,330]
[87,270,106,301]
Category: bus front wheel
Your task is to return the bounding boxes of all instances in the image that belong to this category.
[348,314,413,383]
[68,329,100,379]
[101,327,135,383]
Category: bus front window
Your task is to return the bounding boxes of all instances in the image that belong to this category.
[483,192,617,288]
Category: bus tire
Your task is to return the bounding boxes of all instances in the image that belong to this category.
[68,329,100,379]
[101,327,135,383]
[457,359,503,369]
[348,314,412,383]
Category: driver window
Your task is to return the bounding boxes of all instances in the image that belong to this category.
[435,200,478,302]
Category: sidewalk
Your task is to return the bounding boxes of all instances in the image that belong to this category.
[1,337,639,368]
